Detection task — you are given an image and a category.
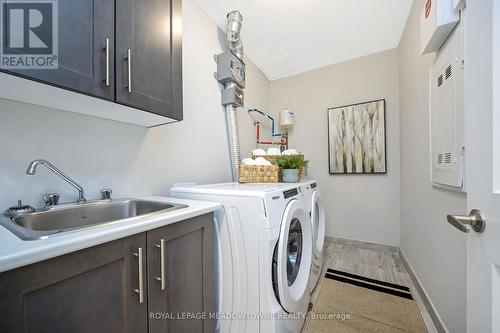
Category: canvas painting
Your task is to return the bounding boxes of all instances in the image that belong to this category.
[328,99,387,174]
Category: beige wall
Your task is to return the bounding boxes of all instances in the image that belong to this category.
[398,1,467,332]
[270,49,400,246]
[0,0,270,209]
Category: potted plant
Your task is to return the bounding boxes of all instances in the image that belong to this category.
[274,155,309,183]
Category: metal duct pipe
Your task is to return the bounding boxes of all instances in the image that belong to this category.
[225,102,241,181]
[225,11,243,60]
[224,11,243,182]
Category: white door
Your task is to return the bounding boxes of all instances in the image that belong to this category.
[276,199,312,313]
[453,1,500,332]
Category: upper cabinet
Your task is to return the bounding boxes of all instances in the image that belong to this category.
[1,0,115,100]
[0,0,182,126]
[116,0,183,120]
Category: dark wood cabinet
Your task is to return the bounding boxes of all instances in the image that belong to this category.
[0,214,214,333]
[0,0,115,100]
[0,233,147,333]
[147,214,215,333]
[0,0,182,121]
[116,0,183,120]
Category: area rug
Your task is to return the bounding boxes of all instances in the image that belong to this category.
[306,269,427,333]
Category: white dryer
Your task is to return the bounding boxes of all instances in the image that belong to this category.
[302,181,326,293]
[171,183,312,333]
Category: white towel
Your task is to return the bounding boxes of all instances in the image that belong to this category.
[282,149,298,155]
[242,158,257,165]
[254,157,272,166]
[252,148,267,156]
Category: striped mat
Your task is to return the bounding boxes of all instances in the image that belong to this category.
[306,269,427,332]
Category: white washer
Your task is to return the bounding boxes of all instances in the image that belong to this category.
[171,183,312,333]
[301,181,326,293]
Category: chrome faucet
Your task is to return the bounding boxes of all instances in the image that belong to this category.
[26,159,87,203]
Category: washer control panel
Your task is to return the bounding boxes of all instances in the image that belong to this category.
[283,188,299,199]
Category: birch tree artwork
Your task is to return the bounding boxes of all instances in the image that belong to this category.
[328,100,386,174]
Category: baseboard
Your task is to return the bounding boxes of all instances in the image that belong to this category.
[326,236,399,253]
[399,249,448,333]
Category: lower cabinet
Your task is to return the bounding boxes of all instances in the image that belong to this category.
[147,214,215,333]
[0,213,215,333]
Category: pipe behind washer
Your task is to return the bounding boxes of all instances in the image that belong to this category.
[224,11,243,182]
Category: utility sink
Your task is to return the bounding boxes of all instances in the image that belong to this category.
[0,199,188,240]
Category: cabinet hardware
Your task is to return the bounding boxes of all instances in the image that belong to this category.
[104,38,110,87]
[155,239,166,290]
[125,49,132,93]
[133,247,144,303]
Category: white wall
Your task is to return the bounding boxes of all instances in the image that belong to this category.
[398,1,467,332]
[270,49,400,246]
[0,0,269,210]
[238,56,270,159]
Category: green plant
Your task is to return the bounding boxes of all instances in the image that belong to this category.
[274,155,309,169]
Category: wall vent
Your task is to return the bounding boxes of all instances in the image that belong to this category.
[444,152,452,164]
[438,74,444,87]
[437,153,443,165]
[445,64,452,79]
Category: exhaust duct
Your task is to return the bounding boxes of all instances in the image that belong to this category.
[225,11,244,60]
[215,11,246,182]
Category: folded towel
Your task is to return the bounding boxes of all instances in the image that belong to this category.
[252,148,267,156]
[282,149,298,155]
[267,147,281,156]
[254,157,272,166]
[242,158,257,166]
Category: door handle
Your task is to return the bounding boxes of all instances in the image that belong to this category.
[103,38,110,87]
[133,247,144,303]
[155,239,166,290]
[447,209,486,233]
[125,49,132,93]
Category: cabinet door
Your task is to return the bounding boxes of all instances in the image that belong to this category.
[116,0,183,120]
[0,0,115,100]
[147,214,215,333]
[0,233,148,333]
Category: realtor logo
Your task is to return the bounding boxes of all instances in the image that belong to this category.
[1,0,58,69]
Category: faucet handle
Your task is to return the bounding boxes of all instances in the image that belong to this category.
[101,189,112,200]
[43,193,60,207]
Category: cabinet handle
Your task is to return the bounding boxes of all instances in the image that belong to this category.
[133,247,144,303]
[103,38,110,87]
[125,49,132,93]
[155,239,166,290]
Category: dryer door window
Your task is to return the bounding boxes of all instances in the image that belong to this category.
[275,199,312,314]
[287,217,303,286]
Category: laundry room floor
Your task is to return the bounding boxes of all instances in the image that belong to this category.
[304,238,439,333]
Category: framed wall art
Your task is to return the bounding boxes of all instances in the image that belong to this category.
[327,99,387,174]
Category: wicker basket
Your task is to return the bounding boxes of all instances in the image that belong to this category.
[239,164,280,183]
[251,154,282,162]
[252,154,305,181]
[252,154,305,162]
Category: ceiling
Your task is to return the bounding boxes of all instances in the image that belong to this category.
[195,0,413,81]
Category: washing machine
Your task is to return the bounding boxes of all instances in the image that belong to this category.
[301,181,326,293]
[171,183,313,333]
